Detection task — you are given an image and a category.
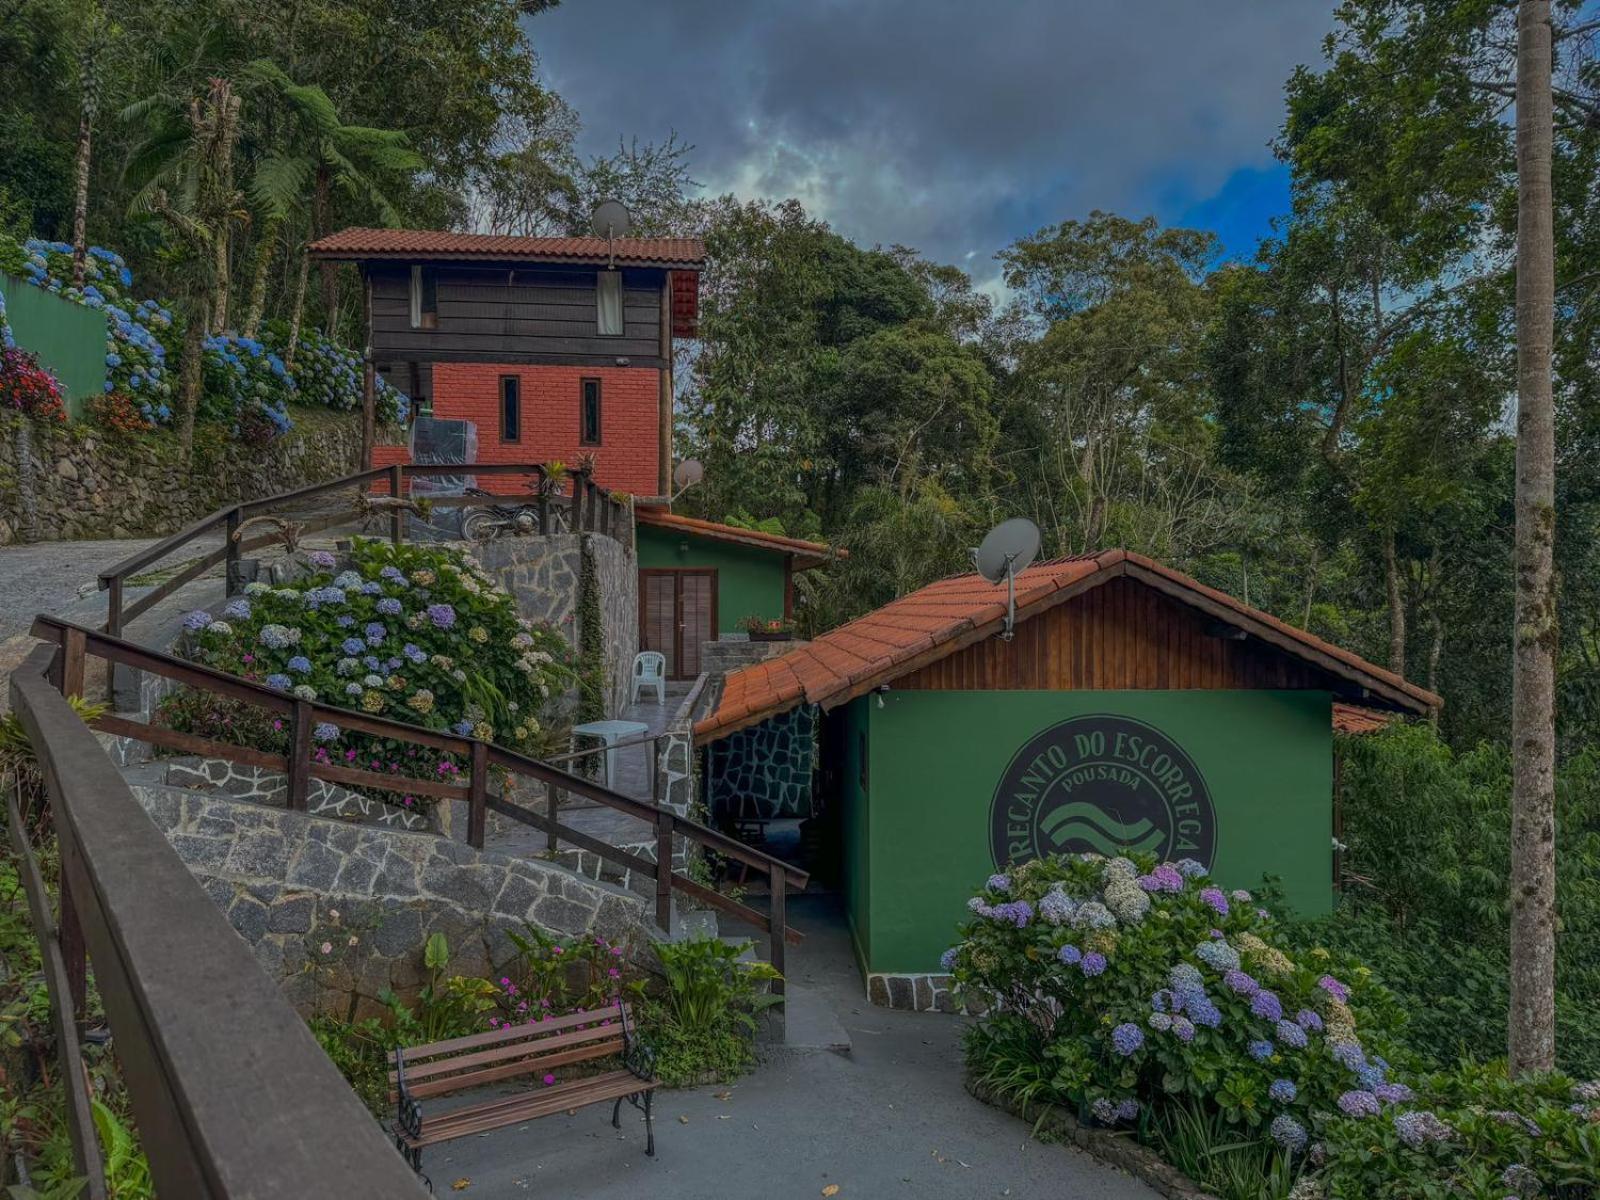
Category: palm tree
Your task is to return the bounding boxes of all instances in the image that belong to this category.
[68,3,106,289]
[232,59,421,340]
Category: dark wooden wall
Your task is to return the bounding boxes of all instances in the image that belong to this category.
[368,263,666,373]
[897,576,1334,693]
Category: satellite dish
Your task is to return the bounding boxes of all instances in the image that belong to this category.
[971,518,1042,642]
[672,458,704,491]
[590,199,633,240]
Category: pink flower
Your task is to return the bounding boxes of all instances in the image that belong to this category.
[551,946,564,955]
[272,719,283,732]
[607,967,620,978]
[319,941,332,955]
[543,1073,556,1086]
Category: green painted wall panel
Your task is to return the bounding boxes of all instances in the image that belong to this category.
[859,689,1333,974]
[840,697,872,971]
[636,525,788,633]
[1,273,107,419]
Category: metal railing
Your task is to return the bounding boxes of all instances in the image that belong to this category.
[96,461,634,648]
[31,618,807,978]
[8,639,429,1197]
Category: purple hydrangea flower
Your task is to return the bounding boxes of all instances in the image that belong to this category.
[1374,1082,1413,1104]
[365,622,387,645]
[403,643,427,664]
[1295,1009,1324,1033]
[454,719,474,735]
[313,722,339,743]
[1187,995,1222,1028]
[286,655,311,674]
[1269,1115,1307,1151]
[341,637,365,656]
[1317,975,1350,1003]
[1081,952,1107,977]
[344,682,363,697]
[376,597,403,616]
[379,566,407,584]
[426,603,456,629]
[985,873,1011,893]
[1169,963,1203,993]
[1114,1098,1139,1121]
[1148,1012,1173,1032]
[1196,940,1240,971]
[939,947,958,971]
[1171,1016,1195,1043]
[1198,887,1230,916]
[360,581,382,595]
[1250,990,1283,1022]
[363,655,381,670]
[1357,1063,1388,1090]
[1330,1040,1366,1071]
[385,657,402,671]
[1150,989,1173,1013]
[1337,1090,1381,1118]
[1175,858,1207,879]
[987,900,1033,928]
[1111,1023,1144,1056]
[222,598,251,620]
[1269,1078,1297,1103]
[1223,969,1259,996]
[181,610,213,631]
[308,550,336,569]
[265,673,292,690]
[337,615,356,628]
[1276,1019,1308,1049]
[1058,944,1083,966]
[1039,890,1076,924]
[1249,1039,1275,1061]
[1090,1098,1118,1124]
[1394,1110,1452,1149]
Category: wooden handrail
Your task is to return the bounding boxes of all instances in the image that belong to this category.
[10,642,428,1197]
[29,617,809,941]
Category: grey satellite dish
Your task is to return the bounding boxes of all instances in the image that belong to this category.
[672,458,704,491]
[591,199,632,240]
[972,518,1042,641]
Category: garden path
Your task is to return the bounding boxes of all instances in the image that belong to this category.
[423,892,1161,1200]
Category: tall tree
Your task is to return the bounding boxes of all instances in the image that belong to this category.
[68,2,106,287]
[1510,0,1558,1077]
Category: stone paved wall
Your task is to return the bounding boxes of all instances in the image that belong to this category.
[700,637,801,679]
[472,530,638,715]
[0,409,365,544]
[866,971,971,1014]
[706,704,817,820]
[160,756,434,832]
[131,784,657,1017]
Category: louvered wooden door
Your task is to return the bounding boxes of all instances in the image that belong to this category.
[638,569,718,679]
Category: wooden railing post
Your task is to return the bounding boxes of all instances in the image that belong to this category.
[103,576,122,705]
[287,699,312,810]
[545,780,560,855]
[59,874,88,1025]
[224,505,242,596]
[60,627,86,701]
[769,862,787,1008]
[535,465,551,534]
[571,473,585,534]
[388,464,405,545]
[650,737,661,805]
[654,810,673,932]
[467,740,488,849]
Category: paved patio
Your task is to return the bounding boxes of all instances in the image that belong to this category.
[416,893,1159,1199]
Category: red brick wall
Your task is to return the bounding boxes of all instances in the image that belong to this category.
[420,363,661,495]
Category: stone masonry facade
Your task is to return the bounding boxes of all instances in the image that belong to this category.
[132,784,657,1017]
[0,409,365,544]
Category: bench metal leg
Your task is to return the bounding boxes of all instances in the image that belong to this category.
[612,1096,623,1129]
[644,1090,655,1157]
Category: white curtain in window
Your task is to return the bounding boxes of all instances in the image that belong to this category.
[409,265,423,328]
[597,270,623,336]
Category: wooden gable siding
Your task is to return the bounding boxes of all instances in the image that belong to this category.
[896,575,1331,694]
[368,264,664,365]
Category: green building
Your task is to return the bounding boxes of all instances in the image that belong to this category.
[1,272,108,419]
[634,508,839,678]
[694,549,1438,1010]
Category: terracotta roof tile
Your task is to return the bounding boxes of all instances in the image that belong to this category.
[635,509,843,568]
[1334,703,1397,735]
[693,550,1443,743]
[307,228,706,268]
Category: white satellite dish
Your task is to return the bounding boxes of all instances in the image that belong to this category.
[672,458,704,491]
[972,518,1042,642]
[591,199,632,268]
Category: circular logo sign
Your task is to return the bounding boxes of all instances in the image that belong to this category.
[988,715,1216,869]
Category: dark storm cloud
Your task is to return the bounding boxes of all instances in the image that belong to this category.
[529,1,1334,280]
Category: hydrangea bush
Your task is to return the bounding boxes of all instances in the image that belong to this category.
[948,853,1599,1199]
[164,540,573,809]
[267,323,409,424]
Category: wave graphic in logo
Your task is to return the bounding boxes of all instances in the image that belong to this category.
[1039,802,1166,857]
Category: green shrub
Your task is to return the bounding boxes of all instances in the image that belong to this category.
[643,936,781,1086]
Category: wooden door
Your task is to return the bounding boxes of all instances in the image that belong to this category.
[639,569,718,679]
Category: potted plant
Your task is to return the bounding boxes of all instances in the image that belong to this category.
[740,615,794,643]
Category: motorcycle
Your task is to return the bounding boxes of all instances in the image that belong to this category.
[458,486,568,542]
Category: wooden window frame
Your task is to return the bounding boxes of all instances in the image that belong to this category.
[596,270,623,336]
[580,377,603,446]
[500,374,521,443]
[409,265,438,330]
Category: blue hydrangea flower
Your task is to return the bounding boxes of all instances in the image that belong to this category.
[222,598,251,620]
[1248,1039,1275,1061]
[365,622,387,645]
[181,610,213,631]
[379,566,407,584]
[1374,1082,1413,1104]
[286,655,311,674]
[1330,1040,1366,1071]
[426,603,456,629]
[1337,1090,1380,1119]
[1275,1019,1308,1049]
[1080,952,1107,977]
[1223,969,1259,996]
[1269,1114,1307,1151]
[1147,1012,1172,1032]
[1186,994,1222,1028]
[403,643,427,664]
[1169,964,1203,993]
[986,873,1012,893]
[344,683,364,697]
[1394,1110,1453,1149]
[376,597,403,616]
[1269,1078,1297,1104]
[360,581,383,595]
[334,570,364,589]
[313,722,339,743]
[1171,1016,1195,1043]
[1195,940,1240,971]
[341,637,366,656]
[939,947,958,971]
[1175,858,1207,879]
[1058,944,1082,966]
[1250,990,1283,1022]
[454,719,474,735]
[1295,1009,1324,1033]
[1111,1023,1144,1056]
[1114,1098,1138,1121]
[265,673,292,690]
[337,615,356,628]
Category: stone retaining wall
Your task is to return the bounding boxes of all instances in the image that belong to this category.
[0,409,366,544]
[159,756,435,832]
[132,784,657,1017]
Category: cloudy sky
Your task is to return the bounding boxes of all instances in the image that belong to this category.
[529,1,1336,287]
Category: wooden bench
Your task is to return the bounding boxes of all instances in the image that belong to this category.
[388,1000,658,1181]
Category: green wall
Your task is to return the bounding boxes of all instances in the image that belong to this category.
[636,525,788,633]
[1,273,107,419]
[854,689,1333,975]
[840,698,872,973]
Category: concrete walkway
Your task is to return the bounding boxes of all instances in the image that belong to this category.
[427,893,1159,1199]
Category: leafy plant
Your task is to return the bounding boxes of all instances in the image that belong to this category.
[642,936,780,1086]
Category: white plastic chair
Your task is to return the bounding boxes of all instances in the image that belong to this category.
[631,651,666,704]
